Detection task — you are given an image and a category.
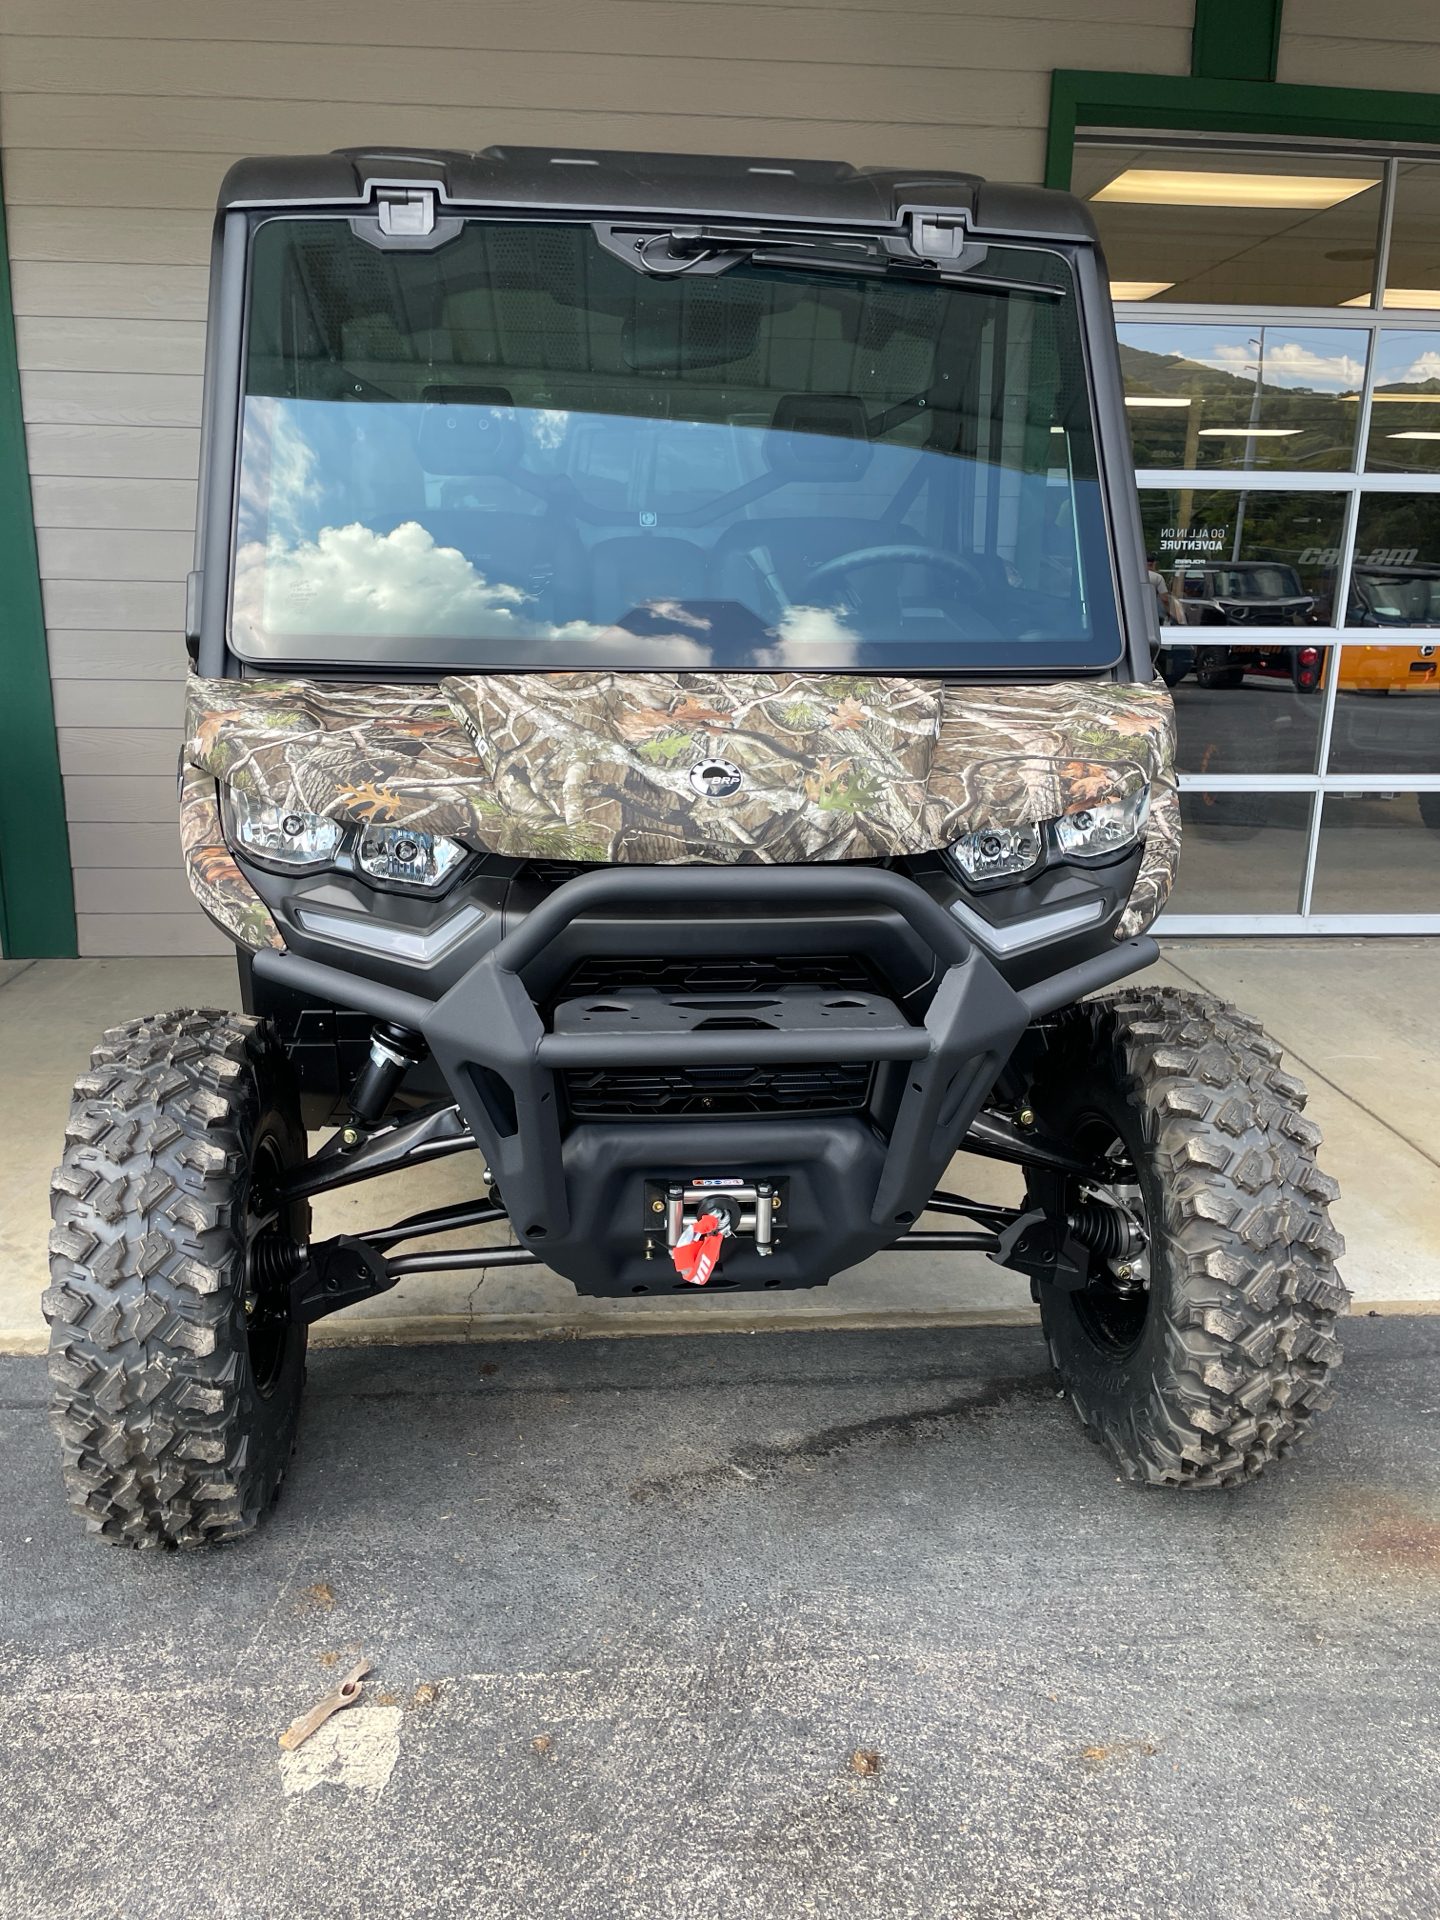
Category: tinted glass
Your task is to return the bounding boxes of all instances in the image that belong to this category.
[1381,164,1440,311]
[1118,324,1364,470]
[232,218,1120,671]
[1326,644,1440,774]
[1167,792,1311,913]
[1346,494,1440,626]
[1165,649,1330,776]
[1364,331,1440,473]
[1138,488,1347,624]
[1310,792,1440,912]
[1075,144,1384,307]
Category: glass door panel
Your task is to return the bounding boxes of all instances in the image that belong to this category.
[1309,792,1440,910]
[1119,323,1365,470]
[1169,791,1312,912]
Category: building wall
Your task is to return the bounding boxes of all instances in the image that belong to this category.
[0,0,1412,955]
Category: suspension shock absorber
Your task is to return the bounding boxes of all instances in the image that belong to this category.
[347,1022,428,1127]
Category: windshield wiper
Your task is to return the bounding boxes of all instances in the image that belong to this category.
[592,220,1065,297]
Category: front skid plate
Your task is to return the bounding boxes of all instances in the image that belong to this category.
[556,1120,888,1297]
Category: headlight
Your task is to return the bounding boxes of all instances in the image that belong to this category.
[356,825,468,889]
[1054,788,1151,861]
[949,823,1043,885]
[222,789,342,871]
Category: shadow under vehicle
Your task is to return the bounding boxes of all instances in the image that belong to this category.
[42,146,1347,1545]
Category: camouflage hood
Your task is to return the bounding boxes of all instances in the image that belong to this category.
[180,671,1179,948]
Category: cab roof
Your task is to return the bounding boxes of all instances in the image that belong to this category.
[216,145,1097,242]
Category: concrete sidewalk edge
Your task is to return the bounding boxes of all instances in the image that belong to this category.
[4,1298,1437,1356]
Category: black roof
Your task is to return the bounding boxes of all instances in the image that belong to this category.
[216,145,1097,242]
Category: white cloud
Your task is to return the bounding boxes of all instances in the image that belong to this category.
[237,521,528,637]
[754,602,860,667]
[233,519,713,661]
[238,397,323,547]
[1395,349,1440,386]
[1197,339,1365,392]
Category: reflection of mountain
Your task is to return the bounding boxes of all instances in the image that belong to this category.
[1120,345,1356,471]
[1365,378,1440,474]
[1119,345,1261,398]
[1373,379,1440,397]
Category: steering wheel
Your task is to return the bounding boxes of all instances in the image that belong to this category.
[802,545,989,600]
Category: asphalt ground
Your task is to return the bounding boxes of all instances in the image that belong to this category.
[3,1317,1439,1919]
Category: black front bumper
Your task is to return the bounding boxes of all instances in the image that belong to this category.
[253,866,1155,1295]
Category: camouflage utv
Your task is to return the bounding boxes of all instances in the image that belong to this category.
[45,146,1348,1546]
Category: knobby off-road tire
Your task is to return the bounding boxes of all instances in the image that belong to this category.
[43,1010,309,1546]
[1031,985,1349,1488]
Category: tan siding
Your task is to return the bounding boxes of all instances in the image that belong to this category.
[76,913,230,956]
[64,776,184,821]
[74,865,197,914]
[1279,1,1440,88]
[15,316,206,375]
[36,528,194,582]
[68,822,185,867]
[31,477,199,530]
[57,728,184,777]
[24,425,200,479]
[43,580,186,629]
[51,680,184,728]
[6,205,213,265]
[48,633,187,679]
[4,0,1197,955]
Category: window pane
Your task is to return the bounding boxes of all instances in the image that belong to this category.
[1169,791,1311,912]
[1346,495,1440,626]
[1167,648,1330,775]
[233,218,1121,672]
[1310,792,1440,912]
[1326,645,1440,774]
[1139,488,1348,625]
[1364,331,1440,473]
[1074,144,1384,308]
[1381,164,1440,311]
[1119,324,1364,470]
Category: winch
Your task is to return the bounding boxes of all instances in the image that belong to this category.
[643,1176,790,1268]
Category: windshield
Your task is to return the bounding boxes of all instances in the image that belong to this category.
[232,217,1121,671]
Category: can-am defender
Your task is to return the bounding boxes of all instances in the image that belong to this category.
[44,147,1347,1545]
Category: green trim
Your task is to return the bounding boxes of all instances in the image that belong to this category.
[0,158,76,958]
[1046,69,1440,191]
[1192,0,1282,83]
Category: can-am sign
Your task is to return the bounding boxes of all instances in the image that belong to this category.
[1296,546,1420,566]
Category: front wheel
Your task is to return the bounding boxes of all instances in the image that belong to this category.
[1029,987,1348,1488]
[44,1010,309,1546]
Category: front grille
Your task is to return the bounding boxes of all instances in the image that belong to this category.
[564,1059,873,1119]
[556,953,878,998]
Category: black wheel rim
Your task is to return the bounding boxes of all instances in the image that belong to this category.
[1068,1110,1153,1357]
[244,1130,300,1396]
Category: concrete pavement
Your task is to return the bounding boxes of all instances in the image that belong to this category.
[3,939,1438,1351]
[3,1316,1440,1919]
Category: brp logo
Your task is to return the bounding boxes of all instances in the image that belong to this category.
[688,759,743,798]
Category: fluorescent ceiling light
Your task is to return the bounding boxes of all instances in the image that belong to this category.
[1372,392,1440,402]
[1196,427,1304,437]
[1125,396,1193,408]
[1093,169,1376,209]
[1110,280,1174,300]
[1387,431,1440,440]
[1384,290,1440,309]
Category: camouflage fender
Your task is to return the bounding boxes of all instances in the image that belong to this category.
[182,671,1179,944]
[178,762,285,954]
